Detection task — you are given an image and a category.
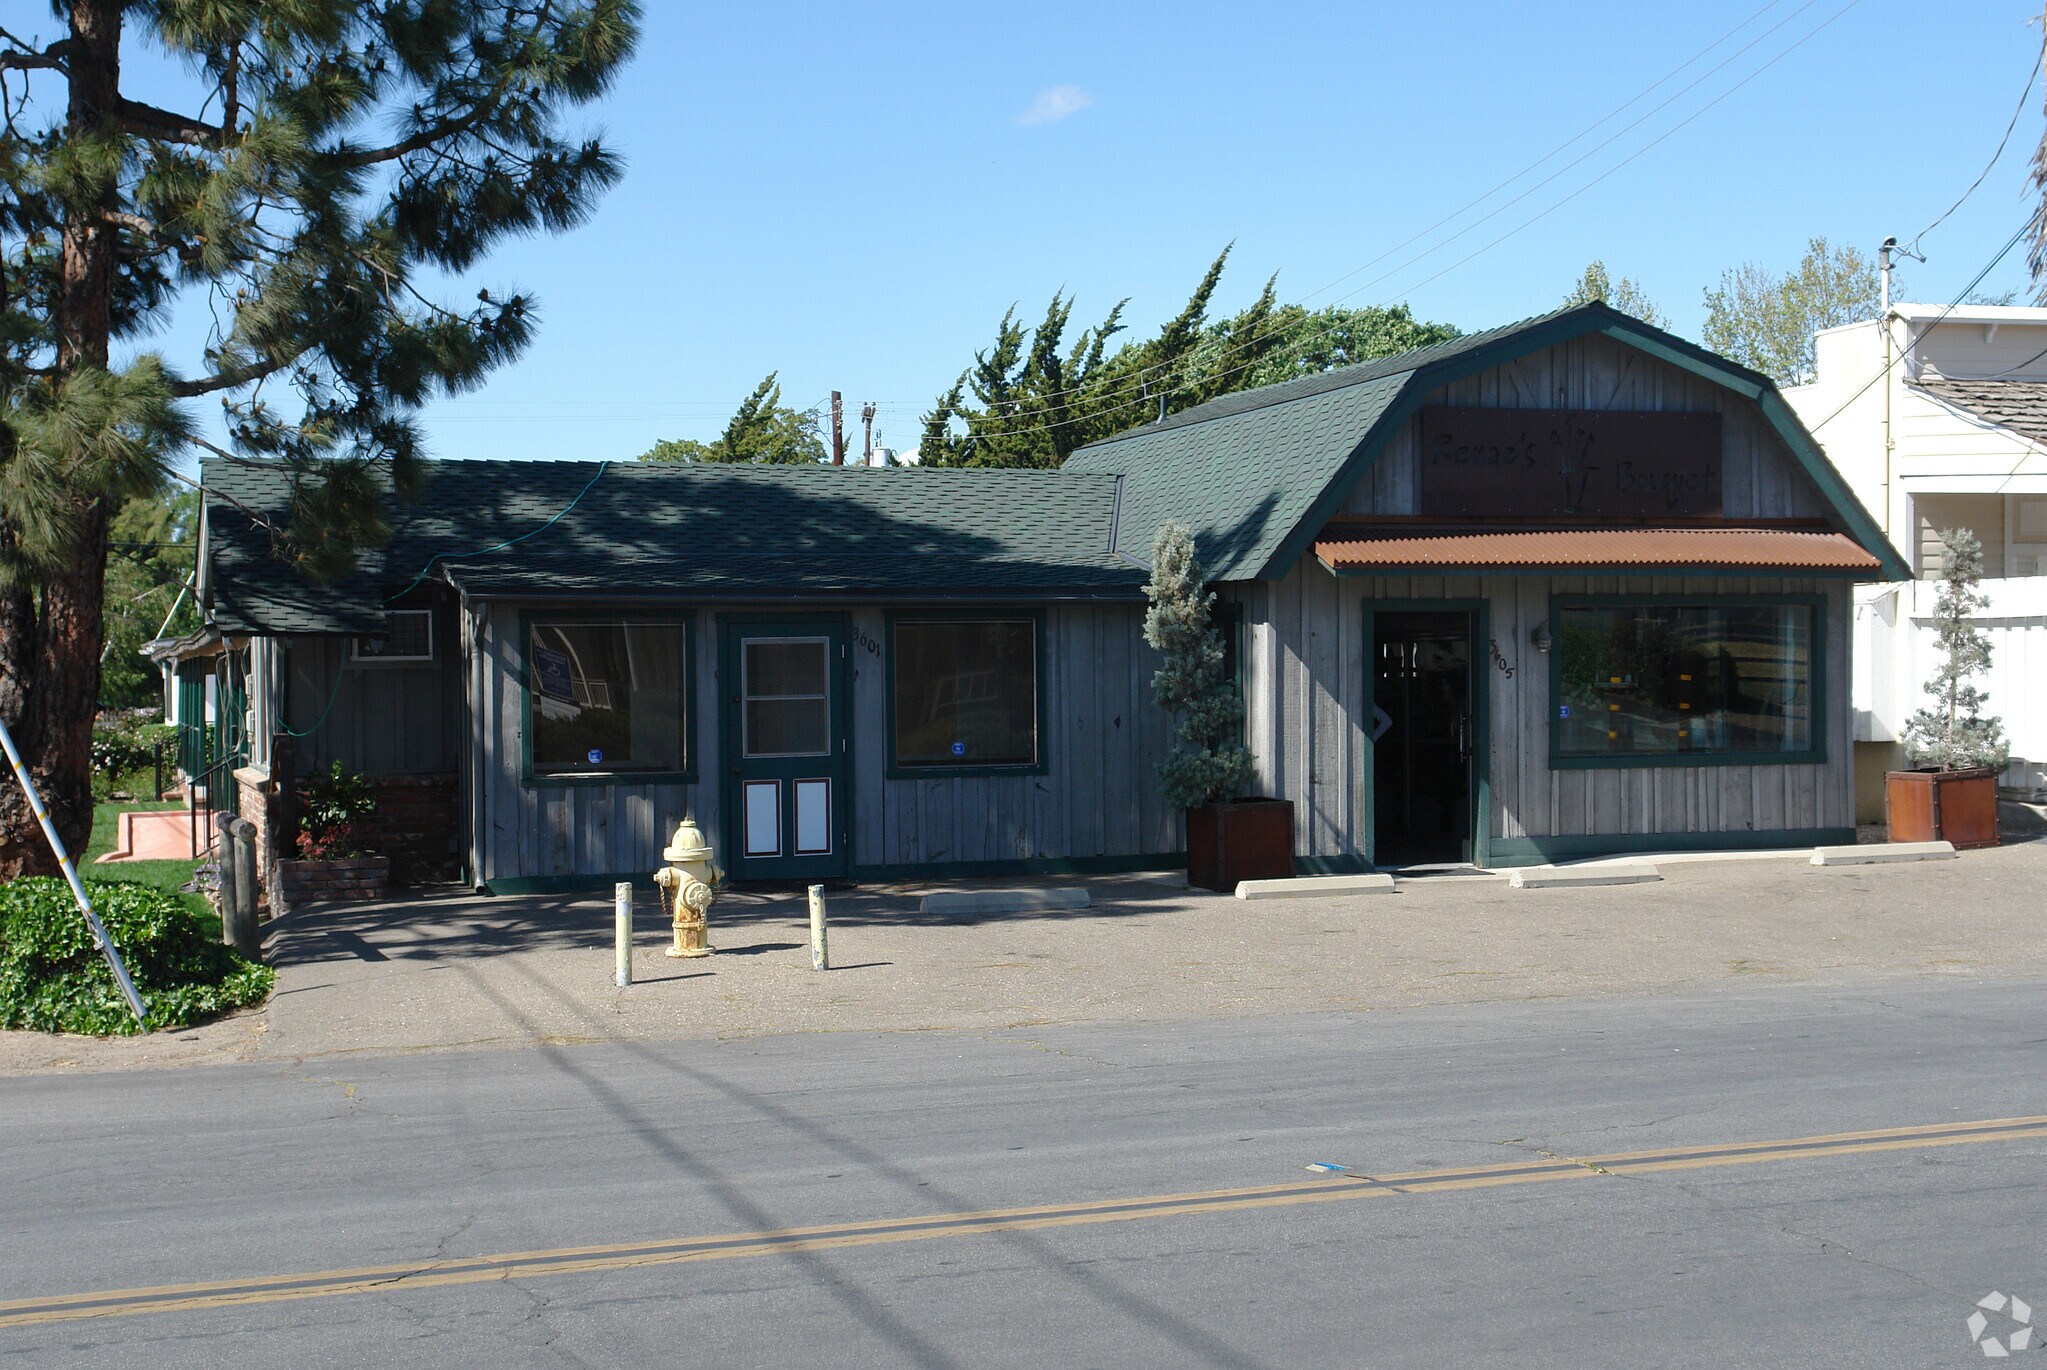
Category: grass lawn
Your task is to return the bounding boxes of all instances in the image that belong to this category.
[83,797,217,939]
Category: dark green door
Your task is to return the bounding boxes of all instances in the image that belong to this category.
[721,617,851,881]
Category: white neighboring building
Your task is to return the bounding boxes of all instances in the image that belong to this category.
[1785,303,2047,813]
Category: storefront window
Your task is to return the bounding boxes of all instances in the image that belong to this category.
[891,619,1038,769]
[1554,601,1814,761]
[529,622,688,776]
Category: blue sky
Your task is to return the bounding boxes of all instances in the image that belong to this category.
[124,1,2047,462]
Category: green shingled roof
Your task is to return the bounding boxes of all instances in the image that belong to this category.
[202,458,1139,634]
[202,303,1905,635]
[1068,302,1758,580]
[1065,300,1903,582]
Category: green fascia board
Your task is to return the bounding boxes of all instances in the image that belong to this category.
[849,851,1184,883]
[1752,389,1912,582]
[1484,827,1854,868]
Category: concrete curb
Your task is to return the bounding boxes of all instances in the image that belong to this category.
[1235,874,1398,900]
[1509,862,1662,889]
[1810,841,1957,866]
[919,888,1092,915]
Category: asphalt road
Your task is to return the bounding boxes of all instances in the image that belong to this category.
[3,978,2044,1368]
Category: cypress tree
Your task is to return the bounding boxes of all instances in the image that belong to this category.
[0,1,640,876]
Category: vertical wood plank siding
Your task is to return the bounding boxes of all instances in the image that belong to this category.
[1253,562,1853,860]
[1341,334,1832,520]
[280,604,462,777]
[472,600,1176,884]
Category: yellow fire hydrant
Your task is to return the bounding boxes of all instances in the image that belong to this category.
[653,816,721,958]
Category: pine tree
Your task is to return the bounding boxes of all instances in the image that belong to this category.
[917,248,1459,467]
[1143,523,1251,811]
[0,2,640,877]
[1902,528,2010,773]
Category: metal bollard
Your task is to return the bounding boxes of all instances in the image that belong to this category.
[807,884,829,971]
[614,881,633,987]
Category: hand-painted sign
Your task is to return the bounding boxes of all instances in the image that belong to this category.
[1418,407,1721,518]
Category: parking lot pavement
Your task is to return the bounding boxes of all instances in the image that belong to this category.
[5,835,2043,1073]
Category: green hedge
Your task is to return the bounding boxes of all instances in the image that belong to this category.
[0,877,273,1036]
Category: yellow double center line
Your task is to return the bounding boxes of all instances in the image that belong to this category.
[5,1113,2044,1329]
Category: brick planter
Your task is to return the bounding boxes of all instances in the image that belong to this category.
[277,855,390,905]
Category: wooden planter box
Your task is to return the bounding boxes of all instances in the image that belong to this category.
[1186,798,1295,893]
[277,854,391,904]
[1885,768,2001,850]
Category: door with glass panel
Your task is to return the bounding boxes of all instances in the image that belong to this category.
[721,618,850,881]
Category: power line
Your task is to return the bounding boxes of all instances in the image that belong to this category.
[924,0,1869,452]
[1805,221,2031,439]
[935,0,1826,419]
[1902,43,2043,256]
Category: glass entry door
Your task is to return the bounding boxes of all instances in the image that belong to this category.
[1371,609,1475,867]
[721,617,850,881]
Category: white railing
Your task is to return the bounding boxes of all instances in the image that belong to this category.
[1854,576,2047,797]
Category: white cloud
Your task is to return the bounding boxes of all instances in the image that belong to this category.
[1016,85,1091,126]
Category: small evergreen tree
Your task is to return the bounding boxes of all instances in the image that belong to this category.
[1902,528,2009,773]
[1143,523,1252,810]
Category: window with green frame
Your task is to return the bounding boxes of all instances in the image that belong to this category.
[891,618,1038,769]
[1554,601,1815,761]
[528,621,688,777]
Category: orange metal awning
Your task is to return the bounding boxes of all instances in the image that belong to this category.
[1313,527,1882,573]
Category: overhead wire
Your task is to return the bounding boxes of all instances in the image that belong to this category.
[1900,43,2043,256]
[918,0,1869,451]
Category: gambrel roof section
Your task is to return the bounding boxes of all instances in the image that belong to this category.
[1065,301,1910,583]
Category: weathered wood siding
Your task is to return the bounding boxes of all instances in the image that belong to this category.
[470,603,714,886]
[1342,333,1834,520]
[470,600,1175,884]
[281,605,461,778]
[1248,558,1855,862]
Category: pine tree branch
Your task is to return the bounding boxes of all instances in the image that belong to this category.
[168,352,302,398]
[320,93,505,170]
[116,98,227,148]
[0,29,66,72]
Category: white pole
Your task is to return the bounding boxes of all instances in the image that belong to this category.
[807,884,829,971]
[0,714,149,1027]
[614,881,633,987]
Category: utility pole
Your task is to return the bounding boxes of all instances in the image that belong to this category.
[830,391,845,466]
[1880,236,1897,538]
[861,402,876,466]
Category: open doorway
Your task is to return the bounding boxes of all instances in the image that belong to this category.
[1371,609,1476,867]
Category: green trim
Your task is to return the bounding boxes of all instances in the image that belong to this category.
[1257,307,1908,584]
[1292,853,1376,876]
[518,610,699,788]
[1546,592,1828,771]
[851,851,1183,882]
[1753,388,1913,582]
[1364,598,1491,870]
[1484,827,1855,869]
[485,872,658,897]
[882,608,1051,779]
[719,612,856,882]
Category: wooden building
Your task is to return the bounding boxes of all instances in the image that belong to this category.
[195,304,1906,892]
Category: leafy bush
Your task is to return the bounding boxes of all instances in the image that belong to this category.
[0,878,272,1036]
[91,712,179,798]
[297,762,378,859]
